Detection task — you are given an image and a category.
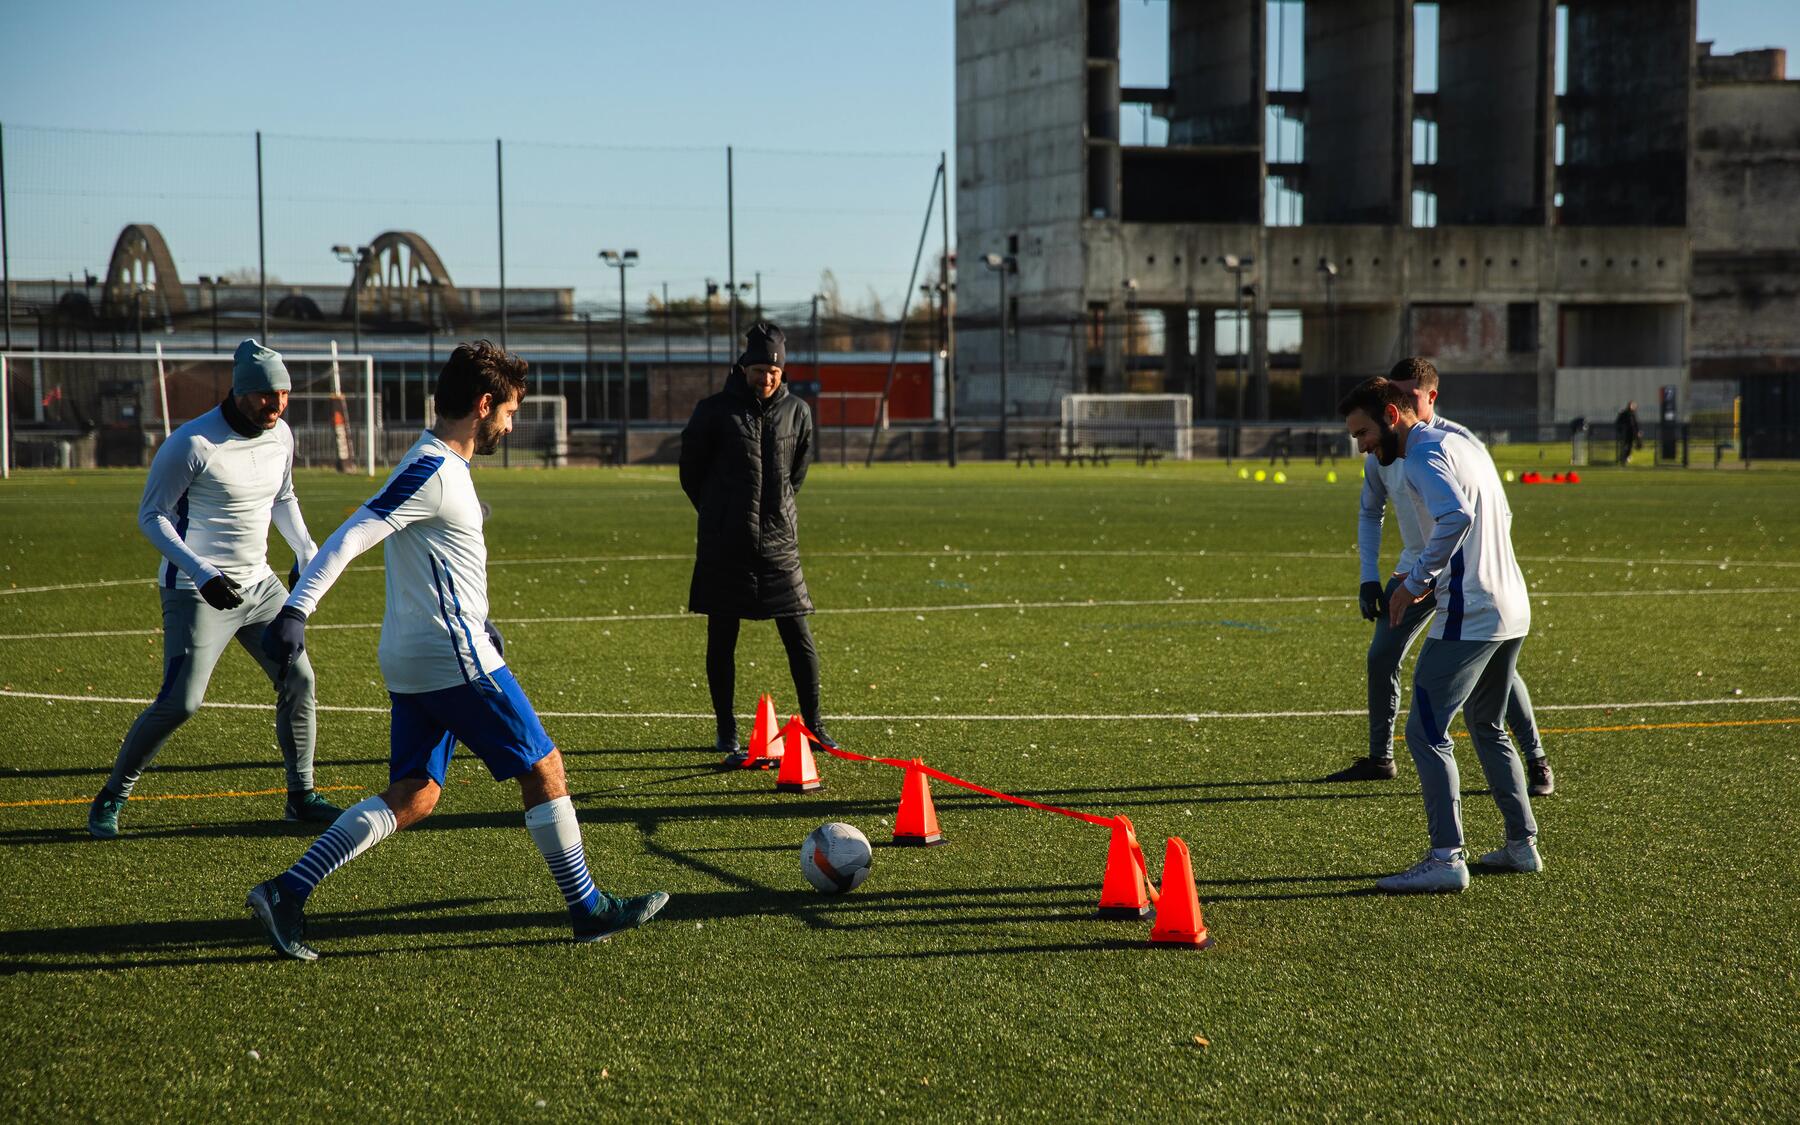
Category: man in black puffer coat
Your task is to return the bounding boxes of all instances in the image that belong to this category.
[679,322,832,761]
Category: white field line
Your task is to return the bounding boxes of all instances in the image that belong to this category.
[4,586,1799,642]
[3,548,1791,598]
[1,687,1796,723]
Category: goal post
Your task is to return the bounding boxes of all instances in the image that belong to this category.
[0,349,379,477]
[1060,393,1193,459]
[484,393,570,468]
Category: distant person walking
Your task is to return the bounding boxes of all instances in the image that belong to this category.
[679,322,833,761]
[1616,401,1642,465]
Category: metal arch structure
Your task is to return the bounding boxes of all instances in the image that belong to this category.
[341,231,464,325]
[102,224,189,321]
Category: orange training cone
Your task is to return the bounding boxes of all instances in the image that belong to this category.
[893,759,946,846]
[774,716,823,792]
[1149,837,1212,948]
[1096,815,1153,919]
[741,693,785,768]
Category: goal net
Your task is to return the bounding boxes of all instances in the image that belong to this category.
[1060,393,1193,459]
[1,348,380,476]
[476,393,570,468]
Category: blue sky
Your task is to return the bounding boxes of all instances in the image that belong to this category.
[2,1,1793,317]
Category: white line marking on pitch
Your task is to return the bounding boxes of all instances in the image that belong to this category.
[5,548,1792,597]
[4,585,1797,642]
[2,688,1795,723]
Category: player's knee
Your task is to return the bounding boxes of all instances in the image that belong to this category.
[284,659,316,698]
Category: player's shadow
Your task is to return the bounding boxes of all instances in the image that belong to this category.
[0,819,347,847]
[0,758,390,780]
[0,896,584,974]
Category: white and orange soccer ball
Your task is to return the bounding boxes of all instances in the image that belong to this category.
[800,822,873,894]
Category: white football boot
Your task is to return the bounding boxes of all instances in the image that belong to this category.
[1376,849,1470,894]
[1477,836,1544,873]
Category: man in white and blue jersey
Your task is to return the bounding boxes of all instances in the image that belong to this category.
[1339,378,1544,893]
[1327,358,1555,799]
[88,339,340,838]
[246,341,668,960]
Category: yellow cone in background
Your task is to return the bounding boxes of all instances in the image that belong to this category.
[1254,469,1266,482]
[1327,470,1338,483]
[1273,471,1287,484]
[1237,467,1249,480]
[1505,469,1516,482]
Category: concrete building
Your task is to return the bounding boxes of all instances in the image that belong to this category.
[1691,43,1800,396]
[954,0,1780,430]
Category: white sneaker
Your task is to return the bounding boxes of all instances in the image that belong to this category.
[1477,836,1544,873]
[1376,850,1470,894]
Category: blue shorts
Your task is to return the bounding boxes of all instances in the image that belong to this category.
[388,666,556,786]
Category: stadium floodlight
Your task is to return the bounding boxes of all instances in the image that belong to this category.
[982,251,1019,456]
[599,249,640,461]
[197,276,225,352]
[1318,259,1340,391]
[1220,253,1256,440]
[332,244,372,354]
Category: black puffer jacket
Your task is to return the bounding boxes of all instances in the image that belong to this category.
[679,369,815,618]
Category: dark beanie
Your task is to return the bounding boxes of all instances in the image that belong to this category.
[736,322,787,369]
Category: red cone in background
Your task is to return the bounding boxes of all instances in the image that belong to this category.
[1097,815,1155,920]
[740,693,784,769]
[774,715,823,792]
[1149,837,1213,948]
[893,760,946,846]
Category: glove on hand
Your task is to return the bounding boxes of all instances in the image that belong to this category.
[1359,580,1386,622]
[261,605,308,681]
[199,575,244,611]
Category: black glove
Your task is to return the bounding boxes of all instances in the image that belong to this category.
[288,560,302,589]
[261,605,308,681]
[484,619,505,658]
[199,574,244,611]
[1359,580,1386,622]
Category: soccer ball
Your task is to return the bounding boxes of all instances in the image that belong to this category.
[800,822,873,894]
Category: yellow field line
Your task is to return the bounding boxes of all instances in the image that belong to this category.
[0,783,364,809]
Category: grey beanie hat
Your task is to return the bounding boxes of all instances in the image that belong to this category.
[232,339,292,394]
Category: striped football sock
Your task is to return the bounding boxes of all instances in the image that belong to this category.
[524,796,601,915]
[276,796,398,906]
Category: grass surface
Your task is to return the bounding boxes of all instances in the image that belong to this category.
[2,461,1797,1121]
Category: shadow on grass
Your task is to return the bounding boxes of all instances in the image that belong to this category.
[0,758,385,781]
[0,896,594,975]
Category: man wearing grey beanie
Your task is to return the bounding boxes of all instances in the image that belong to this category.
[88,339,342,837]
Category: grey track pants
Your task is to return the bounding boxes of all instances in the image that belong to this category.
[1368,575,1544,762]
[1405,635,1538,850]
[104,573,316,797]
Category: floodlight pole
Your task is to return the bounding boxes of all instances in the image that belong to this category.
[600,249,638,464]
[982,250,1017,460]
[940,147,956,469]
[1318,258,1339,398]
[1223,254,1254,461]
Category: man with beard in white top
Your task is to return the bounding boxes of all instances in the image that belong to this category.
[88,339,339,838]
[246,341,669,959]
[1326,358,1555,799]
[1338,378,1543,893]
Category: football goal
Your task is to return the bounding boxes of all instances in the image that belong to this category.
[0,346,379,477]
[1060,393,1193,460]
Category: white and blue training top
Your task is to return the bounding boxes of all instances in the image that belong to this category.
[139,405,316,591]
[288,431,503,695]
[1397,426,1531,643]
[1356,412,1475,585]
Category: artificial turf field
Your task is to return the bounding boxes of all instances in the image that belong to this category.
[1,458,1796,1121]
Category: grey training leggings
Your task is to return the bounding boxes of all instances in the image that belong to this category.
[105,573,316,797]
